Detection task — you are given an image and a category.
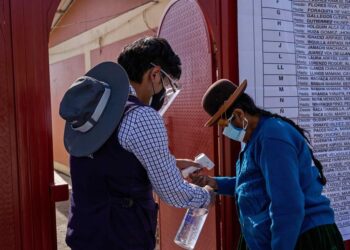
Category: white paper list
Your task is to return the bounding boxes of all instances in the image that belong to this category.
[238,0,350,240]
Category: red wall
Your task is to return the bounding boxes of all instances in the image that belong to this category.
[90,30,154,67]
[49,0,152,47]
[50,55,85,166]
[0,0,21,248]
[0,0,62,249]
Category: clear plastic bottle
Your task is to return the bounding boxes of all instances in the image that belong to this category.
[174,208,209,250]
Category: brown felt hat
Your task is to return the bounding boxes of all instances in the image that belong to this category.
[202,79,247,127]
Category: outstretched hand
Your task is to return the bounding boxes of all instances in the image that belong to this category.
[190,173,218,190]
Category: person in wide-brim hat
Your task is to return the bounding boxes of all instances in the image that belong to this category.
[192,79,343,250]
[61,37,215,250]
[202,79,247,127]
[59,61,129,157]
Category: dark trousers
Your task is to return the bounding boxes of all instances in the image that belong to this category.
[238,223,345,250]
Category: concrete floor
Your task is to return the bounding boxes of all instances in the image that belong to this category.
[55,171,71,250]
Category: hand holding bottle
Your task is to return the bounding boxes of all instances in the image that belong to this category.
[203,184,216,207]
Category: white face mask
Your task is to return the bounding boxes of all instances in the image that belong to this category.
[222,116,248,142]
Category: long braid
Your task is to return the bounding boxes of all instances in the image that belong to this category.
[258,109,326,185]
[232,93,327,185]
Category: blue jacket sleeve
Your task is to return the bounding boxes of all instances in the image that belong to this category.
[213,177,236,196]
[258,138,305,250]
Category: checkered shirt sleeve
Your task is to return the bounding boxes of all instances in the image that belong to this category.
[117,105,210,208]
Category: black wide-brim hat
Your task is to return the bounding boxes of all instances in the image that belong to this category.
[62,62,129,157]
[202,79,247,127]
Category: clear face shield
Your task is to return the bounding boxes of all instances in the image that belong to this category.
[150,62,182,116]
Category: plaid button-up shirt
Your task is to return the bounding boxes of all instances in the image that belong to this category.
[116,86,210,208]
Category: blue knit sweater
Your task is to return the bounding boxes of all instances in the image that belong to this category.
[215,116,334,250]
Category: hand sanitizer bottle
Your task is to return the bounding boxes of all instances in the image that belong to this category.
[175,153,214,249]
[174,207,209,250]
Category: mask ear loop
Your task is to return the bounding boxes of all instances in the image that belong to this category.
[160,74,168,95]
[218,112,229,127]
[151,81,156,95]
[149,74,156,105]
[150,65,161,95]
[242,117,249,130]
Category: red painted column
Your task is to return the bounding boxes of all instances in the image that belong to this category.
[0,0,21,249]
[0,0,61,249]
[197,0,242,249]
[217,1,243,248]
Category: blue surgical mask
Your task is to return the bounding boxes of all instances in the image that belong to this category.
[222,117,248,142]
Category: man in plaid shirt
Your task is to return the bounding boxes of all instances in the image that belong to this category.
[63,37,214,250]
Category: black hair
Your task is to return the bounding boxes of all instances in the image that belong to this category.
[229,93,327,185]
[117,36,181,83]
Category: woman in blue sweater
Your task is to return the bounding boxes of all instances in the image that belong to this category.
[194,79,344,250]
